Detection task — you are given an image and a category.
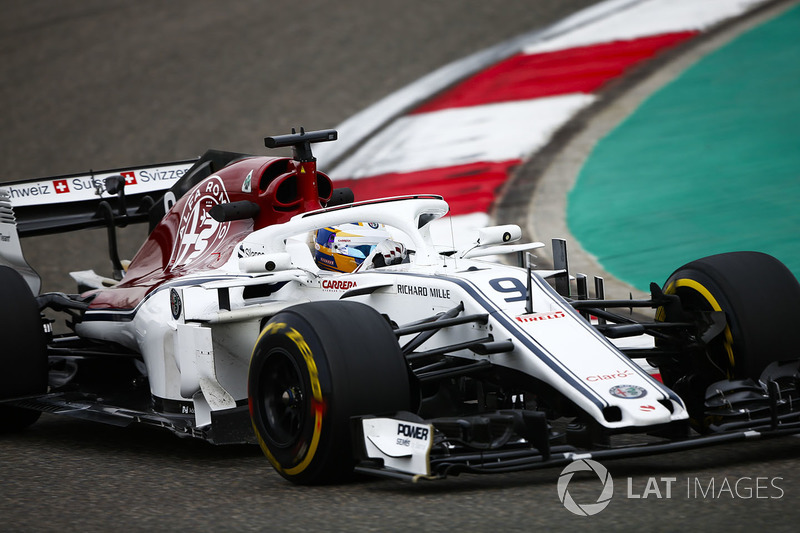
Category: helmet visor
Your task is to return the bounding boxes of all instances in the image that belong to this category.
[341,244,376,260]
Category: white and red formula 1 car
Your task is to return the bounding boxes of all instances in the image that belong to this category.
[2,129,799,484]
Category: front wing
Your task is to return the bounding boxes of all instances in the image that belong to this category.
[352,409,800,481]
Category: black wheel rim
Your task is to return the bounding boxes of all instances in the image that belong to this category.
[259,347,307,448]
[672,285,733,379]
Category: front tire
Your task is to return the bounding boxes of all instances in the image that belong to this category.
[0,266,48,432]
[248,301,411,484]
[657,252,800,421]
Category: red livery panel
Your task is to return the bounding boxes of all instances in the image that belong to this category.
[88,156,333,310]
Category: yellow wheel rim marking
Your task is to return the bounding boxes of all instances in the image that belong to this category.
[661,279,735,375]
[250,322,324,477]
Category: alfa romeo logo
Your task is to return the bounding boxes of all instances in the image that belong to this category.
[609,384,647,399]
[169,175,230,271]
[170,288,182,319]
[557,459,614,516]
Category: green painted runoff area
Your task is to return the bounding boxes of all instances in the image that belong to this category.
[567,4,800,292]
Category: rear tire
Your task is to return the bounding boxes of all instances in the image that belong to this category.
[248,301,411,484]
[0,266,47,432]
[657,252,800,422]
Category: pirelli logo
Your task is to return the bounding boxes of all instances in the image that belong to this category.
[515,311,565,323]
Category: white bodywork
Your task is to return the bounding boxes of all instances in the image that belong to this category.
[76,196,687,433]
[0,188,41,294]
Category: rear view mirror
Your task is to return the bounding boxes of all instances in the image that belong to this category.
[477,225,521,246]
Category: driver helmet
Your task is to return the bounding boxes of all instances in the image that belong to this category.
[314,222,391,273]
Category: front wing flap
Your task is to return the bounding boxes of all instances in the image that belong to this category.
[352,409,800,482]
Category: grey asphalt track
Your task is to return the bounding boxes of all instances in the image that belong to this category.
[0,0,597,293]
[2,2,800,531]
